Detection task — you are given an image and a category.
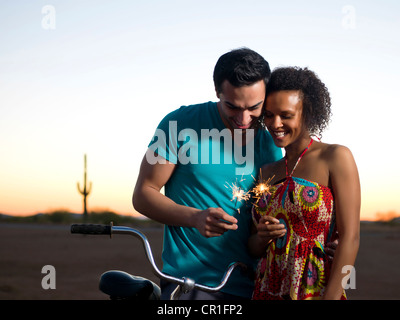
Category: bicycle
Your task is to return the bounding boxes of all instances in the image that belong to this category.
[70,223,250,300]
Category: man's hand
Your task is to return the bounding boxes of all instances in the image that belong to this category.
[325,231,339,261]
[195,208,238,238]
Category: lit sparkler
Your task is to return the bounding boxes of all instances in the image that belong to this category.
[225,171,275,214]
[225,178,251,214]
[251,169,275,206]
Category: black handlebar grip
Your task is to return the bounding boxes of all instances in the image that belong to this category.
[70,224,112,235]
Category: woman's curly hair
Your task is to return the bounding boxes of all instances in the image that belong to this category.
[265,66,332,138]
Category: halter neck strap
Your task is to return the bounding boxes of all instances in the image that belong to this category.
[285,139,314,177]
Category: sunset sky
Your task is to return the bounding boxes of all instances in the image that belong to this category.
[1,1,399,221]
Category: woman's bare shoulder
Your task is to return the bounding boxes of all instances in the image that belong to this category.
[317,142,353,159]
[318,142,357,173]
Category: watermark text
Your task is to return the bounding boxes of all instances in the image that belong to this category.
[41,265,56,289]
[147,121,255,176]
[41,5,56,30]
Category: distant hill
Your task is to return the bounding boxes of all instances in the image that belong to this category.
[0,210,162,228]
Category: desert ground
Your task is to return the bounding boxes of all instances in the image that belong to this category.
[1,221,399,300]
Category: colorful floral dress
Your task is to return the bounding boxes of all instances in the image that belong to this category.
[251,140,346,300]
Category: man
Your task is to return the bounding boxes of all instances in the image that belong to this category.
[133,48,284,299]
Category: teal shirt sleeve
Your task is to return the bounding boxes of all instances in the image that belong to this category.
[148,108,181,164]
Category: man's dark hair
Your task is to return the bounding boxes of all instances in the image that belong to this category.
[265,66,332,137]
[213,47,271,93]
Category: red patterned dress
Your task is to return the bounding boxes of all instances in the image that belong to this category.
[252,140,346,300]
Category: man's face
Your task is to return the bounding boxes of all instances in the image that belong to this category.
[216,80,266,132]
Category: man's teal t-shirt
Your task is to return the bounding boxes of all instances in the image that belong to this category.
[148,102,282,298]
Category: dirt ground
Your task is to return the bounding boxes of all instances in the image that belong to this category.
[0,222,399,300]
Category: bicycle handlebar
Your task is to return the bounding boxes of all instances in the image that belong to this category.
[71,223,248,294]
[70,223,112,235]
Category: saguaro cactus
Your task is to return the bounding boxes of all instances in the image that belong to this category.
[77,154,92,219]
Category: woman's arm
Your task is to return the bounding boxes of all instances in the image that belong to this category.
[323,145,360,299]
[248,163,287,257]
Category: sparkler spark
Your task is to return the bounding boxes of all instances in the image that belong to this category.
[225,180,251,214]
[251,169,275,206]
[225,171,275,214]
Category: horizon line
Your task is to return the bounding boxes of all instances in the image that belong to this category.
[1,210,399,223]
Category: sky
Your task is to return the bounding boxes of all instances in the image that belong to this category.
[0,0,399,221]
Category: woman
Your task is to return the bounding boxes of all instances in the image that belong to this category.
[248,67,360,300]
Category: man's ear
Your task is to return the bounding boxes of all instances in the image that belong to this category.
[215,87,220,99]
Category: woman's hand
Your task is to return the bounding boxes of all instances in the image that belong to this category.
[248,215,286,257]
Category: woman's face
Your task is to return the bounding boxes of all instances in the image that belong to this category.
[264,90,309,149]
